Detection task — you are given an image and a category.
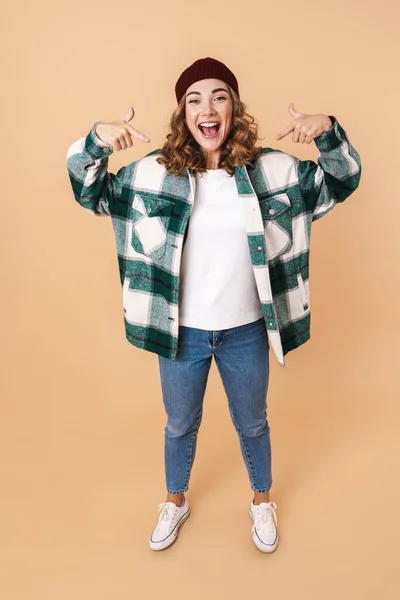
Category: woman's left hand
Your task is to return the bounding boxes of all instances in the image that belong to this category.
[275,103,333,144]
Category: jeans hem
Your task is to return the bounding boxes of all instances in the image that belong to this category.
[251,480,273,493]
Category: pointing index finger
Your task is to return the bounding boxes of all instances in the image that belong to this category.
[276,122,295,140]
[127,125,150,143]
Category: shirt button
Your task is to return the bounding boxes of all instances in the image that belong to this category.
[269,322,273,327]
[269,208,276,215]
[258,246,262,250]
[147,207,152,213]
[103,147,109,152]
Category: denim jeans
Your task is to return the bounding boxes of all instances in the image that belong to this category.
[158,316,272,494]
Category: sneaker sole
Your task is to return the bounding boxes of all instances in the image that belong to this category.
[149,506,191,551]
[249,508,279,553]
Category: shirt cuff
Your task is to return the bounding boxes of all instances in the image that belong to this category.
[313,115,346,151]
[84,121,114,159]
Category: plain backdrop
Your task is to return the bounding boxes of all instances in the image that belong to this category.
[1,0,399,598]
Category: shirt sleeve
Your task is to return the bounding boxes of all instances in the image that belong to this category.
[295,115,362,222]
[66,121,127,217]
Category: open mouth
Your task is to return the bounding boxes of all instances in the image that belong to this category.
[198,122,221,139]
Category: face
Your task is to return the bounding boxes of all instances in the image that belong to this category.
[184,78,233,167]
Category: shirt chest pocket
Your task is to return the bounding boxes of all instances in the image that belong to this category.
[258,193,293,262]
[130,192,174,260]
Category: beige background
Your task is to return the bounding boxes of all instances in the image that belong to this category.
[1,0,399,598]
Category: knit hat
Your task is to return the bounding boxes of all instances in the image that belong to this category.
[175,57,239,103]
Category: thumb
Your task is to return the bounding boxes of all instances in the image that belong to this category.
[121,105,135,123]
[289,102,302,119]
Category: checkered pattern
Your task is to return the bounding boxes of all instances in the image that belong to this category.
[66,115,361,367]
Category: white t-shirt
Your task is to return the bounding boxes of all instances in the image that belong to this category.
[178,168,263,330]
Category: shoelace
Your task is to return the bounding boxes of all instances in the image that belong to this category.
[252,501,278,533]
[156,502,178,527]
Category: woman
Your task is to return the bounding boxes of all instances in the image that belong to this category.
[66,57,362,553]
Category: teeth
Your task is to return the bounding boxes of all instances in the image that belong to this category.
[199,123,219,127]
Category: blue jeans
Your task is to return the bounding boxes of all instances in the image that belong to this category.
[158,316,272,494]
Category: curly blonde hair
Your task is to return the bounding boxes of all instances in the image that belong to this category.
[156,86,263,177]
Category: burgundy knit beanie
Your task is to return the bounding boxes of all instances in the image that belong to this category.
[175,57,239,103]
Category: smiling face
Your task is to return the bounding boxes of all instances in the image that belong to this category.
[184,78,233,169]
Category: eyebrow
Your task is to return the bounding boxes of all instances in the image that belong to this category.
[186,87,229,98]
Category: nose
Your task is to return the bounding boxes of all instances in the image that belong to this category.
[201,98,217,116]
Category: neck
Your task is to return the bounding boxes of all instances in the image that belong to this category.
[204,149,221,170]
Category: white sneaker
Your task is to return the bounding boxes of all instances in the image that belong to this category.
[149,496,191,551]
[249,500,279,552]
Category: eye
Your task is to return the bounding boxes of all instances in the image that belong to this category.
[188,96,227,104]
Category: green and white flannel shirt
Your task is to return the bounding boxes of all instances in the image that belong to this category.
[66,115,361,367]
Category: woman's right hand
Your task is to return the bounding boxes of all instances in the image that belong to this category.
[95,106,150,151]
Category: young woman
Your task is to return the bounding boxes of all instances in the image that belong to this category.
[66,57,362,553]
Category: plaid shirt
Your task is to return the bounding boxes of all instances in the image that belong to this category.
[66,115,361,367]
